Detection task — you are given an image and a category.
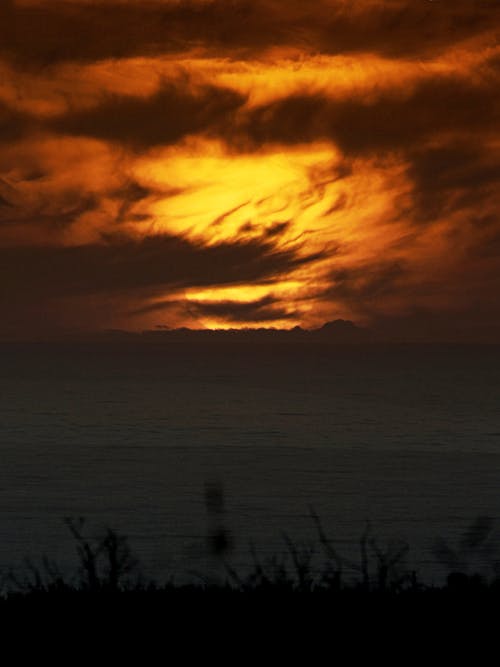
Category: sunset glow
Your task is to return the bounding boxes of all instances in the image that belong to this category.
[1,0,499,339]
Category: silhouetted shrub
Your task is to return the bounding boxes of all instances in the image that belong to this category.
[2,513,500,599]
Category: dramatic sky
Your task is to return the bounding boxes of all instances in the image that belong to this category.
[1,0,499,339]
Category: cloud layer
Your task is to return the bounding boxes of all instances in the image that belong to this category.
[1,0,499,339]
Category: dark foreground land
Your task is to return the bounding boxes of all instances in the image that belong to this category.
[2,515,500,608]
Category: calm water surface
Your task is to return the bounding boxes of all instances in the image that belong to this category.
[1,342,499,584]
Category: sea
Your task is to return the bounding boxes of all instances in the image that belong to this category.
[1,341,499,586]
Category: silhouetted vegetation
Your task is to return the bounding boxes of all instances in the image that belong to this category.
[2,509,500,603]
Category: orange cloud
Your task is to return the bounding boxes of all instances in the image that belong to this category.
[0,0,499,339]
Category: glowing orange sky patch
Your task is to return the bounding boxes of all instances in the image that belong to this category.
[125,139,417,329]
[0,0,499,338]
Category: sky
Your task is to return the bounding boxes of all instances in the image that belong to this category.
[0,0,499,340]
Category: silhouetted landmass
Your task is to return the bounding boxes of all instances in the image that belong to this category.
[6,318,500,344]
[71,319,374,345]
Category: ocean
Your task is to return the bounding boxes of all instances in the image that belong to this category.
[1,341,499,585]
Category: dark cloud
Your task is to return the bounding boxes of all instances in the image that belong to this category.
[0,233,320,300]
[0,102,32,145]
[239,74,499,155]
[47,67,499,156]
[43,196,101,230]
[132,293,297,322]
[53,82,246,148]
[2,0,498,67]
[327,262,407,303]
[0,185,100,228]
[408,142,500,221]
[314,1,500,58]
[0,0,278,66]
[186,295,297,322]
[317,252,500,342]
[0,178,17,209]
[371,304,500,344]
[264,221,290,238]
[112,181,158,223]
[410,144,500,194]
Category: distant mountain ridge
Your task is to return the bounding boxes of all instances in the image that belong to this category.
[96,319,373,344]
